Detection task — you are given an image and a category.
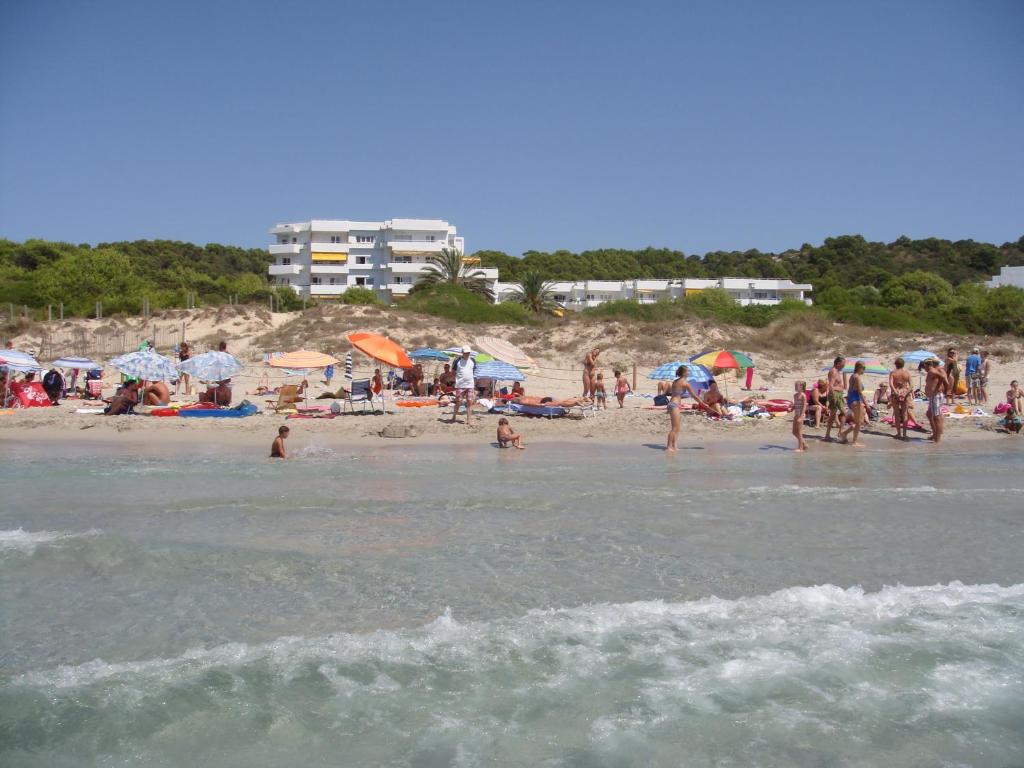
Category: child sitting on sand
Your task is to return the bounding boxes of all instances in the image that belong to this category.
[496,418,525,449]
[271,426,289,458]
[792,380,808,452]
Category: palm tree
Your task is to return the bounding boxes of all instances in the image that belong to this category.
[415,248,493,301]
[510,271,562,315]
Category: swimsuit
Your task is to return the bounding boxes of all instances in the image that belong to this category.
[827,390,845,410]
[847,389,861,407]
[927,392,945,416]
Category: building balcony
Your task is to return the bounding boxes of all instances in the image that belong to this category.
[268,264,302,276]
[387,261,429,274]
[309,242,349,254]
[387,283,413,294]
[310,264,348,275]
[309,284,349,296]
[388,240,445,254]
[269,243,302,255]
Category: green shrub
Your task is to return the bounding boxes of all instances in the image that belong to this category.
[401,284,533,324]
[341,287,381,305]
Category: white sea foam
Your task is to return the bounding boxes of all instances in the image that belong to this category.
[0,527,101,554]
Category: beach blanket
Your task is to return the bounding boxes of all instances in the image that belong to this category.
[509,402,568,418]
[9,381,52,408]
[179,402,259,418]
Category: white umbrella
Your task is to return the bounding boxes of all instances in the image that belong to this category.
[109,349,178,381]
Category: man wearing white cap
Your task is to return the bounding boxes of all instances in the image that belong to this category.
[450,345,477,426]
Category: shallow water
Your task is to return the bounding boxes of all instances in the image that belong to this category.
[1,438,1022,766]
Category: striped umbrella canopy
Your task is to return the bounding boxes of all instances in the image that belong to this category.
[443,347,495,363]
[689,350,754,370]
[409,347,451,362]
[822,357,890,376]
[474,359,525,382]
[474,336,537,370]
[648,361,713,384]
[901,349,938,364]
[348,333,412,369]
[177,351,244,382]
[109,349,179,380]
[0,349,42,372]
[52,356,101,371]
[267,350,339,369]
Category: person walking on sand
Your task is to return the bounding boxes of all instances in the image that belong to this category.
[496,417,525,449]
[838,362,866,447]
[450,346,477,426]
[979,350,991,404]
[889,357,913,440]
[924,359,950,444]
[823,356,847,441]
[594,373,608,409]
[666,365,703,452]
[792,380,809,452]
[177,341,192,396]
[613,369,631,408]
[945,348,960,400]
[271,426,289,458]
[582,348,600,397]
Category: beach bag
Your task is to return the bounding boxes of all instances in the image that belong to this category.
[653,394,669,406]
[955,379,967,396]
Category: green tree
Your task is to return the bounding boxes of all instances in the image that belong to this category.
[508,271,561,314]
[416,248,494,300]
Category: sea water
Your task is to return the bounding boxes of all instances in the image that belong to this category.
[1,438,1022,767]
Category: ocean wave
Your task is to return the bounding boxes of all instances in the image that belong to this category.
[6,582,1023,764]
[0,528,102,554]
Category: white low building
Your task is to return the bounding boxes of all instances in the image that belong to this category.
[268,218,498,303]
[986,266,1024,289]
[494,277,813,309]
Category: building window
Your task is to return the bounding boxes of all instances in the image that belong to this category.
[356,235,374,243]
[281,257,291,265]
[312,277,322,285]
[586,294,596,301]
[291,237,297,243]
[355,277,365,286]
[394,277,403,284]
[366,277,374,285]
[426,235,435,241]
[356,256,367,265]
[554,294,566,302]
[330,235,343,244]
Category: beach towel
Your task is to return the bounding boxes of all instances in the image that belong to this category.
[178,402,259,418]
[509,402,567,418]
[9,381,52,408]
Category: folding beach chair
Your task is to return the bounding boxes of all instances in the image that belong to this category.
[266,384,300,412]
[343,378,374,414]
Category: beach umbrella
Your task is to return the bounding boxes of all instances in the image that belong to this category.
[474,337,537,370]
[177,351,244,382]
[689,350,754,370]
[474,359,525,382]
[822,357,890,376]
[648,361,713,384]
[409,347,451,362]
[52,356,101,371]
[443,347,494,363]
[344,351,353,380]
[0,349,42,372]
[348,333,412,369]
[267,350,339,369]
[109,349,178,380]
[901,349,938,365]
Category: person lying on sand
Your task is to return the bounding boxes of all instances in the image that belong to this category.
[513,395,592,408]
[496,418,525,449]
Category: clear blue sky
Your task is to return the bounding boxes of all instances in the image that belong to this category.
[1,1,1021,256]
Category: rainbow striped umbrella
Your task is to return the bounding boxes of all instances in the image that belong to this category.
[689,350,754,370]
[822,358,890,376]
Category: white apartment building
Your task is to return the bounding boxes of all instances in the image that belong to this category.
[986,266,1024,289]
[494,277,813,310]
[268,218,498,303]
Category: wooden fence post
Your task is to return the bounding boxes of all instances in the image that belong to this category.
[632,363,637,392]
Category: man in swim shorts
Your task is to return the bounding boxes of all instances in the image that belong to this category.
[823,356,847,441]
[450,346,476,426]
[923,359,950,444]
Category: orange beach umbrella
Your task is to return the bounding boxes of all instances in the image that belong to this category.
[347,333,412,369]
[267,350,339,369]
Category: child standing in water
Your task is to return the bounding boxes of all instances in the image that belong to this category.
[614,370,631,408]
[594,373,608,409]
[270,426,289,458]
[496,418,525,449]
[792,380,808,452]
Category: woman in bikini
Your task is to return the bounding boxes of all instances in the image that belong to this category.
[889,357,913,440]
[839,361,866,447]
[582,348,600,397]
[666,365,703,452]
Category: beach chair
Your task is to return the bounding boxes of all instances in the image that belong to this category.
[85,379,104,400]
[343,378,374,414]
[266,384,300,412]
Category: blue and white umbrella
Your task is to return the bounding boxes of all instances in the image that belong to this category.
[901,349,938,364]
[409,347,450,362]
[647,361,713,384]
[177,351,244,382]
[474,359,525,382]
[52,356,102,371]
[109,349,178,381]
[1,349,42,372]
